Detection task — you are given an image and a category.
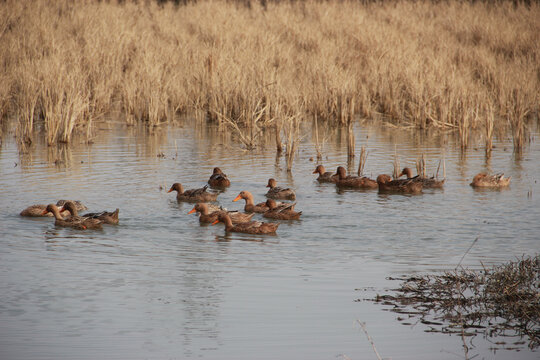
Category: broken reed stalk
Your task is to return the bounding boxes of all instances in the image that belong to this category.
[275,118,282,154]
[314,114,322,161]
[357,320,383,360]
[485,101,494,158]
[284,115,300,172]
[392,146,400,179]
[347,117,355,160]
[357,145,367,177]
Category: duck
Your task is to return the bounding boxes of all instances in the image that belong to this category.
[312,165,338,183]
[233,190,287,213]
[42,204,102,230]
[334,166,378,189]
[376,174,423,193]
[265,178,296,200]
[399,167,445,189]
[62,201,119,225]
[263,199,302,220]
[20,200,87,217]
[208,167,231,188]
[188,203,254,224]
[470,173,511,188]
[168,183,218,202]
[212,213,279,235]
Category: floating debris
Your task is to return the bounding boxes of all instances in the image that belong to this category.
[366,255,539,350]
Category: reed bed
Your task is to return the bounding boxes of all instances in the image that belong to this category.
[1,0,538,148]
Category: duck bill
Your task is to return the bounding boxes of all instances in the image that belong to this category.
[232,194,242,202]
[187,208,196,214]
[167,188,173,193]
[211,219,220,225]
[312,170,318,174]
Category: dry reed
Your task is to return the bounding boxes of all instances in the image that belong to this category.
[0,0,538,149]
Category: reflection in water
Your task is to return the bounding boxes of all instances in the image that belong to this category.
[0,118,539,359]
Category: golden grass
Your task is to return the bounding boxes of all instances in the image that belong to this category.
[1,0,538,148]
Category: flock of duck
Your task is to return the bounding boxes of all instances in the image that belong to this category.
[20,166,511,235]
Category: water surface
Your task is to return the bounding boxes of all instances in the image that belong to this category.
[1,119,538,359]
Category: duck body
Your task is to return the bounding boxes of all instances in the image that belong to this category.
[208,167,231,188]
[20,200,87,217]
[334,166,377,189]
[233,191,286,213]
[83,209,120,225]
[168,183,218,202]
[313,165,338,183]
[213,213,279,235]
[263,199,302,220]
[377,174,423,194]
[399,167,445,189]
[470,173,511,188]
[265,178,296,200]
[188,203,254,224]
[42,204,102,230]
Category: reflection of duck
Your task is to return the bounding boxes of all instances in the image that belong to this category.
[168,183,218,202]
[188,203,254,224]
[470,173,511,188]
[377,174,423,193]
[208,167,230,188]
[399,167,445,189]
[312,165,338,183]
[62,201,119,225]
[334,166,377,189]
[42,204,102,230]
[265,178,296,200]
[233,190,283,213]
[212,213,279,234]
[20,200,87,217]
[263,199,302,220]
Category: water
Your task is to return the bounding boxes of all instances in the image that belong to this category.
[1,119,539,359]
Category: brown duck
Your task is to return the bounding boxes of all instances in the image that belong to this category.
[208,167,231,188]
[312,165,338,183]
[20,200,87,217]
[233,191,286,213]
[334,166,377,189]
[212,213,279,235]
[263,199,302,220]
[265,178,296,200]
[470,173,511,188]
[377,174,423,194]
[62,201,119,225]
[168,183,218,202]
[188,203,254,224]
[399,167,445,189]
[42,204,102,230]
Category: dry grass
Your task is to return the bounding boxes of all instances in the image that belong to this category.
[1,0,538,148]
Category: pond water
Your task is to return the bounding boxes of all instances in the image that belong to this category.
[0,118,538,360]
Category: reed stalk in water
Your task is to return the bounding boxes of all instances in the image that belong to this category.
[357,145,368,177]
[392,147,400,180]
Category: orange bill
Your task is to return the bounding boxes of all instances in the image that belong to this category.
[211,219,220,225]
[187,208,196,214]
[232,194,242,202]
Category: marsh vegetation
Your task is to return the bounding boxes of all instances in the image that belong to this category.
[1,0,538,154]
[371,255,540,351]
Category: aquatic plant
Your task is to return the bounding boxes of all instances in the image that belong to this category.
[371,255,540,350]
